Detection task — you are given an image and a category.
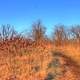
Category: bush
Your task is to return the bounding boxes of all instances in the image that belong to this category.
[31,20,46,41]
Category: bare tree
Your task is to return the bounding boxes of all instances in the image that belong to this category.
[70,25,80,43]
[0,24,17,41]
[31,20,46,42]
[53,24,67,46]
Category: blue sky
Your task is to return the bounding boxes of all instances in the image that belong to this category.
[0,0,80,35]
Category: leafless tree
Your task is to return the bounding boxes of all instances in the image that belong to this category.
[31,20,46,42]
[70,25,80,43]
[53,24,68,46]
[0,24,17,41]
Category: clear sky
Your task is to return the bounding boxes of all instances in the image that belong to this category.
[0,0,80,35]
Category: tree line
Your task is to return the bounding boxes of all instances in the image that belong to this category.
[0,21,80,46]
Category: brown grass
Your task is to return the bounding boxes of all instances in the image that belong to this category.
[0,38,80,80]
[0,23,80,80]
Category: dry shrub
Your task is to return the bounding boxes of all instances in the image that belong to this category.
[53,24,68,46]
[0,22,80,79]
[31,21,46,42]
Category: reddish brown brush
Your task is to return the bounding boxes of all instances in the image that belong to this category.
[0,23,80,79]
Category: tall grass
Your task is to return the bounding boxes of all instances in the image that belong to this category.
[0,21,80,56]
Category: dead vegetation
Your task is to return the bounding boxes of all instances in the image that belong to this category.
[0,21,80,79]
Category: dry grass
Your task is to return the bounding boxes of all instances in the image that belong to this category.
[0,39,80,80]
[0,23,80,80]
